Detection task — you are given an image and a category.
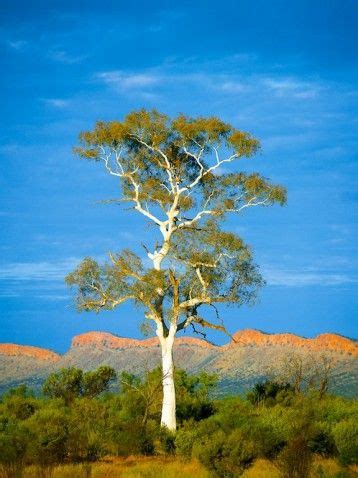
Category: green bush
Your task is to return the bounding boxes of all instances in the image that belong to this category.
[25,407,70,467]
[0,367,356,475]
[175,421,199,458]
[332,418,358,465]
[42,366,117,405]
[193,428,257,477]
[308,429,336,457]
[159,427,176,455]
[0,421,28,477]
[278,435,313,478]
[247,380,294,407]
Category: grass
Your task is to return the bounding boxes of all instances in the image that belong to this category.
[242,457,358,478]
[242,459,280,477]
[90,457,210,478]
[1,457,356,478]
[16,457,210,478]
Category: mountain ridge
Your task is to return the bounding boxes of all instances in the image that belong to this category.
[0,344,60,362]
[1,329,356,397]
[1,329,356,358]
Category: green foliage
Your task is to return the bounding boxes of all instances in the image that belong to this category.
[309,430,337,457]
[74,109,261,164]
[332,419,358,465]
[66,398,110,461]
[185,397,285,476]
[118,367,217,428]
[82,366,117,398]
[278,434,313,478]
[0,420,28,472]
[175,421,198,458]
[67,109,286,348]
[193,428,257,477]
[159,428,176,455]
[42,366,116,404]
[0,369,356,475]
[3,385,34,400]
[42,368,83,405]
[26,407,70,466]
[247,380,294,406]
[170,220,263,307]
[176,386,358,475]
[2,395,37,422]
[175,369,218,422]
[72,110,286,221]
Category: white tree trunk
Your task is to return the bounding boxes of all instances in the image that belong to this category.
[160,336,176,431]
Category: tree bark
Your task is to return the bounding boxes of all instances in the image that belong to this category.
[160,335,176,431]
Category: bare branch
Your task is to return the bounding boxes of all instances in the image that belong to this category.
[189,323,218,346]
[179,144,238,193]
[178,209,215,228]
[125,173,164,226]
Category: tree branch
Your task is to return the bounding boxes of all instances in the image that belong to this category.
[130,135,176,194]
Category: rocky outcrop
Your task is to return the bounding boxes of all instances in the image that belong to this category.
[71,331,216,350]
[71,331,159,349]
[72,329,357,355]
[0,329,356,396]
[0,344,60,362]
[229,330,357,356]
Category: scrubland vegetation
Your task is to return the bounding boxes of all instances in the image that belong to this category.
[0,366,357,477]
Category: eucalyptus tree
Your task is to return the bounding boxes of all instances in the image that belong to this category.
[66,110,286,431]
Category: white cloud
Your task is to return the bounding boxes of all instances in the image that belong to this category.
[263,77,319,99]
[36,294,69,301]
[6,38,86,64]
[43,98,71,109]
[7,40,28,51]
[0,258,81,281]
[94,64,325,107]
[218,81,247,93]
[48,49,86,64]
[96,71,160,91]
[263,265,357,287]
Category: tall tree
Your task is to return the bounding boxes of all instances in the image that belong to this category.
[66,110,286,430]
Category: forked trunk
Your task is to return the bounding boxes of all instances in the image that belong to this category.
[160,336,176,431]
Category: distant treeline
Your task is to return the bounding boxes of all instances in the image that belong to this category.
[0,366,357,477]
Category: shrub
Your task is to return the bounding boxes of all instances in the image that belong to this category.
[308,429,336,457]
[42,367,117,405]
[25,407,70,467]
[332,419,358,465]
[277,434,313,478]
[175,422,198,458]
[247,381,294,407]
[194,428,257,477]
[0,421,28,478]
[42,368,83,405]
[159,427,176,455]
[82,366,117,398]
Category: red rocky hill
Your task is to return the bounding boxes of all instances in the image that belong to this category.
[0,329,356,396]
[229,330,357,356]
[0,344,60,362]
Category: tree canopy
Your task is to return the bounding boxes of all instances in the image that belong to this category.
[67,109,286,340]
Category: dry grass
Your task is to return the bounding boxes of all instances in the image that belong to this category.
[242,459,280,477]
[242,457,358,478]
[90,456,210,478]
[310,457,358,477]
[2,456,356,478]
[17,457,209,478]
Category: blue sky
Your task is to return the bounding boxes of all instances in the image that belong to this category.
[0,0,357,353]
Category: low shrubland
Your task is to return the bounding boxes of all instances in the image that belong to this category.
[0,366,357,477]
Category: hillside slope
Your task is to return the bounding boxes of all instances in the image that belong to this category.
[0,330,357,396]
